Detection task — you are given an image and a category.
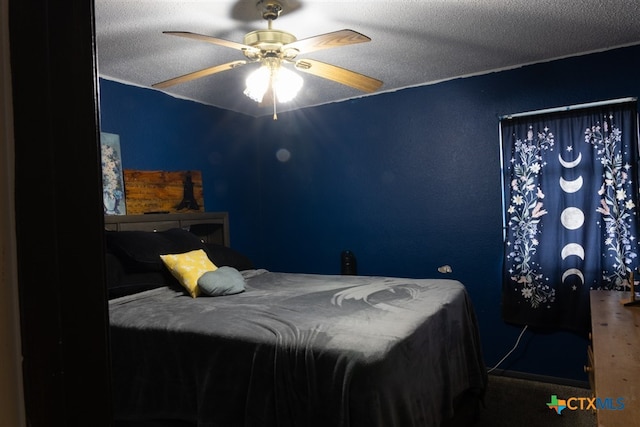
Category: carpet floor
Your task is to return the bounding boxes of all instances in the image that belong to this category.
[473,374,597,427]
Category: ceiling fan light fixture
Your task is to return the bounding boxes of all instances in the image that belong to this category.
[273,67,303,102]
[154,0,381,119]
[243,66,271,103]
[244,61,303,104]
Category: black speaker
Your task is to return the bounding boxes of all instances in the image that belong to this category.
[341,250,358,275]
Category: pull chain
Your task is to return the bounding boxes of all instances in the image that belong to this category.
[272,88,278,120]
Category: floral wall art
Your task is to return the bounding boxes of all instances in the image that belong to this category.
[101,132,126,215]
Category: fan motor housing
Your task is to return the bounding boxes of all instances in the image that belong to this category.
[244,29,296,49]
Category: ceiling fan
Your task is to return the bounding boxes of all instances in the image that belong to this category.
[152,0,383,119]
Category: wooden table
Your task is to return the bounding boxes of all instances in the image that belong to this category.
[589,290,640,426]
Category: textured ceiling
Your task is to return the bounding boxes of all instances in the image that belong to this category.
[95,0,640,118]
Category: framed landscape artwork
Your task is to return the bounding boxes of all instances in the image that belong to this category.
[123,169,204,214]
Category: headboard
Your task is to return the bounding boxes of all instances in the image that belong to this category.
[104,212,230,247]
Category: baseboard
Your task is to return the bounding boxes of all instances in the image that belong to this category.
[488,369,590,389]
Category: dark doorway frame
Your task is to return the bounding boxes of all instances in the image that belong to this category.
[9,0,112,425]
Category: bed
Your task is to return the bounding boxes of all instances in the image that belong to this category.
[105,213,487,427]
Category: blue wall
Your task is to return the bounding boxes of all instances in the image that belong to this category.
[99,82,264,249]
[99,44,640,382]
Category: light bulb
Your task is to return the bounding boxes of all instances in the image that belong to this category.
[272,66,303,103]
[243,66,271,103]
[244,62,303,103]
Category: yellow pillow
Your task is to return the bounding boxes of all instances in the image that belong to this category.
[160,249,217,298]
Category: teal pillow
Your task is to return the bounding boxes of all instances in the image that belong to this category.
[197,266,246,296]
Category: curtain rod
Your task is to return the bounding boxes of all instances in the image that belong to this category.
[499,97,638,120]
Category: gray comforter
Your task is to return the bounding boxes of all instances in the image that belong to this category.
[109,270,487,427]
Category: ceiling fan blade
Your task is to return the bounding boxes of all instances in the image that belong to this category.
[285,29,370,55]
[152,60,247,89]
[295,58,382,93]
[163,31,255,52]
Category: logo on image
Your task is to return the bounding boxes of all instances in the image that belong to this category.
[547,394,624,415]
